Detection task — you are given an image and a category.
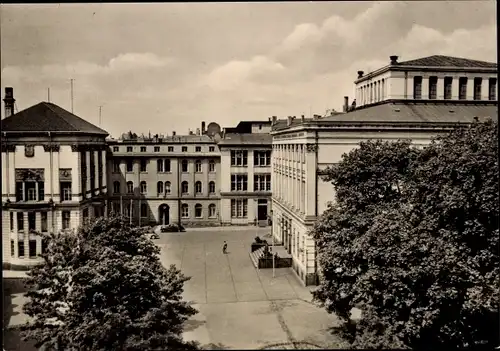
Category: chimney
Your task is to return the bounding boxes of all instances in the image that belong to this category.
[172,131,176,136]
[287,116,293,126]
[272,116,277,125]
[343,96,349,113]
[196,128,200,136]
[357,71,364,79]
[3,87,15,118]
[390,55,399,65]
[201,121,206,135]
[301,115,305,122]
[313,114,320,120]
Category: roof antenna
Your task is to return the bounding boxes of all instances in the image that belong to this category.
[99,105,102,126]
[70,78,75,113]
[47,88,50,103]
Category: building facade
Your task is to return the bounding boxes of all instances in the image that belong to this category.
[1,89,108,269]
[271,55,498,286]
[106,134,222,227]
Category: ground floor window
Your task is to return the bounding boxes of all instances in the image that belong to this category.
[62,211,71,229]
[140,203,148,218]
[18,240,25,257]
[231,199,248,218]
[209,204,216,218]
[181,204,189,218]
[11,240,15,257]
[195,204,202,218]
[41,238,48,255]
[29,239,37,258]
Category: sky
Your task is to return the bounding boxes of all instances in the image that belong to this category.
[1,1,497,137]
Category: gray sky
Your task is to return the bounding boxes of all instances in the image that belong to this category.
[1,2,496,137]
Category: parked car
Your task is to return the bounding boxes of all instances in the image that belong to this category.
[160,224,185,233]
[149,233,160,240]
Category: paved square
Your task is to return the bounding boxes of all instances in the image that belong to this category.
[157,227,341,349]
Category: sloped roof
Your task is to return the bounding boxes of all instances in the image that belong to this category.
[320,101,498,124]
[217,133,272,146]
[398,55,497,69]
[1,102,108,135]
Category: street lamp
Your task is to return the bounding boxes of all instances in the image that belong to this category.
[270,209,275,278]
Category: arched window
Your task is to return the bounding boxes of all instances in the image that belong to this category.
[157,159,164,172]
[195,160,202,173]
[208,204,216,218]
[195,204,202,218]
[164,159,171,172]
[157,181,163,195]
[165,181,171,194]
[181,181,189,194]
[209,181,216,194]
[181,160,188,172]
[127,181,134,194]
[195,181,202,194]
[113,181,120,194]
[140,181,147,194]
[209,160,216,172]
[181,203,189,218]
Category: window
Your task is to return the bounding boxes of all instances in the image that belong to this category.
[28,212,36,231]
[113,160,120,173]
[168,146,174,152]
[140,146,146,152]
[195,160,202,173]
[154,146,160,152]
[126,160,133,172]
[127,146,133,152]
[140,159,147,172]
[444,77,452,100]
[182,146,188,152]
[11,239,14,257]
[254,151,271,166]
[164,159,171,172]
[231,174,248,191]
[195,204,202,218]
[127,181,134,194]
[157,181,164,195]
[60,182,72,201]
[41,212,48,232]
[125,203,133,218]
[38,182,45,201]
[209,160,215,172]
[140,181,147,194]
[165,181,171,194]
[209,181,216,194]
[429,76,437,99]
[209,146,215,152]
[140,203,148,218]
[17,212,24,232]
[157,159,164,172]
[195,181,202,194]
[181,181,189,194]
[18,240,24,257]
[181,204,189,218]
[489,78,497,100]
[26,182,37,201]
[29,240,37,258]
[259,124,262,130]
[231,150,248,166]
[113,181,120,194]
[82,208,89,224]
[195,146,202,152]
[231,199,248,218]
[16,182,23,201]
[113,146,119,152]
[254,174,271,191]
[62,211,70,230]
[181,160,188,172]
[474,78,482,100]
[209,204,216,218]
[10,212,13,231]
[413,76,422,99]
[459,77,467,100]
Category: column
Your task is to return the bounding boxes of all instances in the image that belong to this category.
[422,77,429,100]
[481,78,489,100]
[23,212,29,258]
[305,144,317,216]
[437,77,445,100]
[451,76,459,100]
[86,151,91,199]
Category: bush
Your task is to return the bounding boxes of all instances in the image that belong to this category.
[312,121,499,349]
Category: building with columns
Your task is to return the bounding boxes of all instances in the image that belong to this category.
[271,55,498,286]
[1,88,108,269]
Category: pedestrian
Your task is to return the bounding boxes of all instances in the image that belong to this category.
[222,241,228,254]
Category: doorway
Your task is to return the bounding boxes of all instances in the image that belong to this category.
[257,199,268,226]
[158,204,170,225]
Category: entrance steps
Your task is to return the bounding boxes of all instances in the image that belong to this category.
[249,246,292,269]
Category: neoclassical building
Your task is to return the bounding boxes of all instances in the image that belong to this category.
[1,88,109,269]
[271,55,498,286]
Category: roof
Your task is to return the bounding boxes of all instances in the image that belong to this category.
[320,101,498,124]
[398,55,497,69]
[224,120,272,134]
[1,102,108,135]
[217,133,272,146]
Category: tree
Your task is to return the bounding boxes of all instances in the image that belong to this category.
[21,216,198,350]
[312,121,499,349]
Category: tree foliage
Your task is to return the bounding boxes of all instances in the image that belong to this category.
[21,215,198,350]
[312,121,499,349]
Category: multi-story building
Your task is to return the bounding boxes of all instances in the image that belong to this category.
[1,88,109,269]
[218,121,273,226]
[106,130,222,227]
[271,55,498,286]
